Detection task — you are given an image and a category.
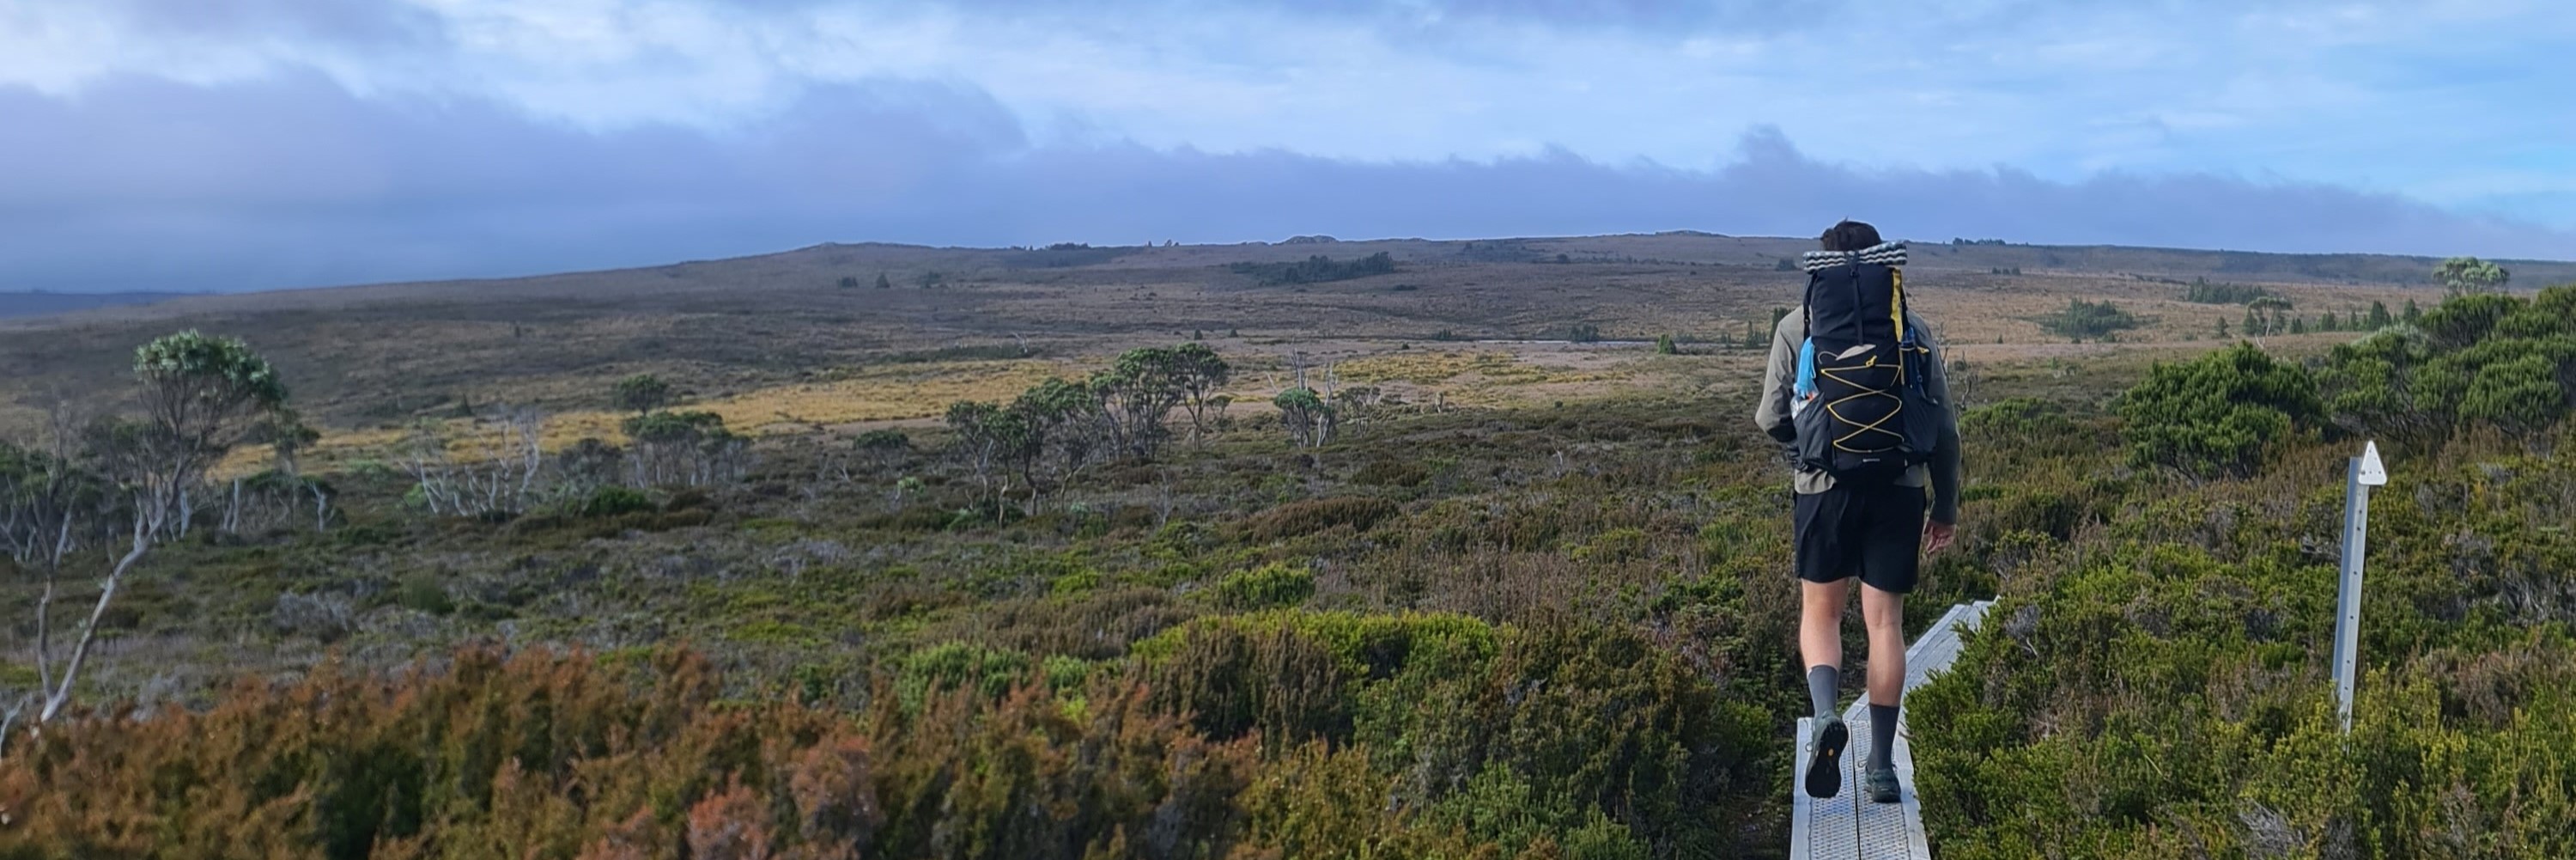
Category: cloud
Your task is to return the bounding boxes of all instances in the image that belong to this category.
[2,75,2567,294]
[12,0,2572,176]
[94,0,447,46]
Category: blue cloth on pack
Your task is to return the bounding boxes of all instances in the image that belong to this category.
[1793,338,1817,401]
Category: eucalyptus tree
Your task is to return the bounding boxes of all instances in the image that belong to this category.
[614,374,675,414]
[2247,296,2295,340]
[1012,377,1106,501]
[2435,256,2509,296]
[1092,347,1188,459]
[36,331,285,724]
[1170,343,1232,443]
[945,400,1031,514]
[1275,387,1336,448]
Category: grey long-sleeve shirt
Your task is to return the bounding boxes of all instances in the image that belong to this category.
[1753,307,1963,524]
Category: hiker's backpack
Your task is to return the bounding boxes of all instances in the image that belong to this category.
[1790,262,1939,482]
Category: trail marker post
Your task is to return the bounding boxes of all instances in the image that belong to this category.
[2333,441,2386,733]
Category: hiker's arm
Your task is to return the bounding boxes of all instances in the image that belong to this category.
[1922,325,1962,524]
[1754,315,1797,443]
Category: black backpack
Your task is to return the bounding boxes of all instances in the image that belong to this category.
[1790,263,1939,482]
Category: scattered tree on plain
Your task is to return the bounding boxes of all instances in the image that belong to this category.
[945,400,1027,515]
[1275,387,1336,448]
[2435,256,2509,296]
[1094,347,1192,459]
[614,374,674,415]
[623,410,748,487]
[402,408,546,517]
[935,343,1233,513]
[19,332,287,727]
[1170,343,1232,442]
[2245,296,2295,339]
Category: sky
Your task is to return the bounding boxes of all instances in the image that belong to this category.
[3,0,2572,292]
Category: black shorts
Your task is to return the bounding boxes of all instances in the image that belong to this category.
[1794,482,1925,594]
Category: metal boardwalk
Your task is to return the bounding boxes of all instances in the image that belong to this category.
[1789,600,1993,860]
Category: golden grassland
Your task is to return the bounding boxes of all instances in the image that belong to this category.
[1331,349,1637,407]
[226,358,1085,473]
[220,345,1741,474]
[221,328,2371,478]
[198,329,2367,478]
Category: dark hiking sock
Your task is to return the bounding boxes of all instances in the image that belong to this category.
[1868,703,1900,772]
[1806,666,1840,718]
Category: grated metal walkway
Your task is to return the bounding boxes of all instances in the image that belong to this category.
[1789,601,1993,860]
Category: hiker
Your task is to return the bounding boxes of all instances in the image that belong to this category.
[1753,220,1961,804]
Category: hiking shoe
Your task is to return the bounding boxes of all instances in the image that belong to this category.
[1803,714,1849,798]
[1865,765,1901,804]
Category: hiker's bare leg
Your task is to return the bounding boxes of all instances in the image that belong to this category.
[1799,576,1856,798]
[1801,578,1850,674]
[1860,582,1905,706]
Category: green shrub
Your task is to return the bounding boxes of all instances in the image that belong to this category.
[1229,252,1398,285]
[1144,617,1355,747]
[894,642,1033,713]
[1232,743,1493,857]
[1040,655,1093,691]
[2459,352,2568,435]
[574,485,656,518]
[1959,398,2086,455]
[2117,343,2320,478]
[394,574,454,615]
[2419,291,2521,349]
[2181,279,2267,304]
[2038,298,2142,339]
[854,428,910,452]
[1571,527,1650,563]
[1428,622,1772,854]
[1048,568,1102,596]
[1242,496,1400,541]
[1985,488,2089,541]
[730,619,820,645]
[611,372,673,413]
[2318,325,2447,448]
[1211,561,1316,610]
[1133,610,1498,675]
[1352,459,1431,487]
[620,409,729,442]
[2319,290,2576,450]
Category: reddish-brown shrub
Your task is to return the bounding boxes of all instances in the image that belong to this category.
[0,644,1264,860]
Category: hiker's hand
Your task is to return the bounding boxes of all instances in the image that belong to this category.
[1923,520,1956,554]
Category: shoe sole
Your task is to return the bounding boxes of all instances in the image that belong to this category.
[1804,718,1847,798]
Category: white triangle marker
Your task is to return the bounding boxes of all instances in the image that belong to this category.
[2357,440,2388,486]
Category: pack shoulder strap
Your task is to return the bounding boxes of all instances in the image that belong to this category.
[1801,270,1815,341]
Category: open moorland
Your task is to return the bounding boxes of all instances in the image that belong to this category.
[4,233,2527,443]
[2,234,2573,858]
